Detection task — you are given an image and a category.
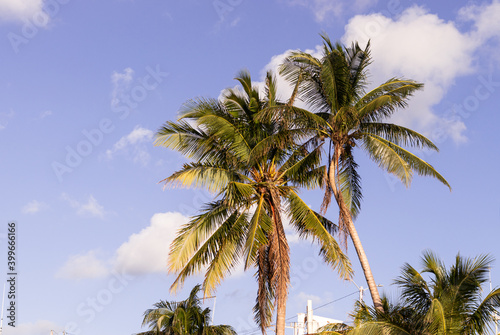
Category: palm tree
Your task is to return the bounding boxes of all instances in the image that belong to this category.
[141,284,236,335]
[273,33,451,311]
[350,251,500,335]
[155,70,352,335]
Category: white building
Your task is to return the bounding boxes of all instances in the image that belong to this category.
[292,300,344,335]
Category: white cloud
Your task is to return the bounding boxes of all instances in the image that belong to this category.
[55,250,110,279]
[105,125,154,165]
[111,67,134,107]
[262,4,500,145]
[22,200,47,214]
[459,0,500,43]
[113,212,188,274]
[0,0,45,23]
[6,320,64,335]
[344,7,475,85]
[57,212,189,279]
[62,193,107,219]
[55,209,321,281]
[341,6,478,143]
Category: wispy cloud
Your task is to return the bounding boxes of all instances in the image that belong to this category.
[38,110,53,119]
[280,0,376,22]
[0,109,14,130]
[61,193,107,219]
[6,320,64,335]
[105,126,154,166]
[0,0,45,23]
[22,200,47,214]
[459,0,500,43]
[111,67,134,107]
[55,250,110,279]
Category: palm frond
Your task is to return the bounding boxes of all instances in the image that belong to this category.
[362,134,451,190]
[356,79,423,122]
[170,210,248,294]
[286,191,352,279]
[338,145,362,218]
[243,194,272,269]
[161,162,248,193]
[358,123,438,151]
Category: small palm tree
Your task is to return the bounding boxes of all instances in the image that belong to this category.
[351,251,500,335]
[272,33,451,311]
[141,284,236,335]
[155,70,352,335]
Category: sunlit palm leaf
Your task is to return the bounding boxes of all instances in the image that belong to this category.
[287,191,352,279]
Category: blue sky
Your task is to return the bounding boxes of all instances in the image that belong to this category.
[1,0,500,334]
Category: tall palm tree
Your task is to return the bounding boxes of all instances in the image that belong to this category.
[141,284,236,335]
[350,251,500,335]
[155,70,352,335]
[274,33,451,311]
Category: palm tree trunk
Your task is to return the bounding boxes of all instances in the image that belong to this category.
[328,155,383,312]
[344,216,383,312]
[275,302,287,335]
[268,194,290,335]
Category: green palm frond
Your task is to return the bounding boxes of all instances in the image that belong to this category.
[338,145,362,218]
[256,104,331,132]
[316,322,352,335]
[162,162,248,193]
[155,120,212,158]
[170,210,247,293]
[223,181,255,207]
[286,191,352,279]
[141,284,236,335]
[243,194,272,269]
[468,287,500,334]
[395,263,431,313]
[358,123,438,151]
[280,145,323,185]
[197,113,252,162]
[356,79,424,122]
[202,210,249,297]
[168,200,232,273]
[362,134,451,190]
[360,252,500,335]
[361,134,413,186]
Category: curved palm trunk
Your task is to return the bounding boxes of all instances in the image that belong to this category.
[329,154,383,312]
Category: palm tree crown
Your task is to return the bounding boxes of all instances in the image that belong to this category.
[155,70,352,335]
[272,33,451,311]
[141,284,236,335]
[352,251,500,335]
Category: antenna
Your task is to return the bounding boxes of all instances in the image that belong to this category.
[0,283,5,335]
[490,267,499,335]
[204,296,217,325]
[211,296,216,325]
